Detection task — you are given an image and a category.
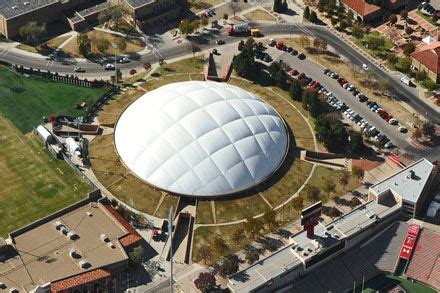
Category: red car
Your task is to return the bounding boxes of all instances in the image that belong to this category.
[338,79,347,86]
[291,69,299,76]
[297,72,305,80]
[276,42,284,50]
[312,81,320,89]
[384,114,393,122]
[377,109,385,115]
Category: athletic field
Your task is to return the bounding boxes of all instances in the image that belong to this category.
[355,273,436,293]
[0,114,91,237]
[0,66,105,133]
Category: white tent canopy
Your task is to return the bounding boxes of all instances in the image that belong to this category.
[114,81,289,197]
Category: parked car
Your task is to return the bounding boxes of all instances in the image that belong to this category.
[290,49,298,56]
[291,69,299,76]
[298,53,306,60]
[268,39,276,46]
[74,66,85,73]
[400,77,411,86]
[117,56,130,63]
[103,63,115,70]
[398,126,408,133]
[216,39,225,45]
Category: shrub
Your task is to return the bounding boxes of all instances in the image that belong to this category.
[129,69,137,75]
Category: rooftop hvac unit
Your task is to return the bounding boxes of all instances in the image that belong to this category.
[107,242,115,249]
[0,282,4,289]
[60,227,68,235]
[9,288,18,293]
[53,221,63,230]
[69,248,78,258]
[79,259,90,269]
[67,231,78,240]
[86,211,93,217]
[100,234,109,242]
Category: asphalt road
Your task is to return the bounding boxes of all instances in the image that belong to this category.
[275,48,427,159]
[0,23,438,160]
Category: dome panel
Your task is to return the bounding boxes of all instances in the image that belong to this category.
[114,81,288,197]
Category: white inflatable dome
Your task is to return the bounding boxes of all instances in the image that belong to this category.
[114,81,288,197]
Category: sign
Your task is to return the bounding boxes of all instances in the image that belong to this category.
[399,224,421,260]
[301,201,322,238]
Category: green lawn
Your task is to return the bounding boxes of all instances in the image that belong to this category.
[0,66,105,133]
[0,114,91,237]
[356,273,436,293]
[350,31,394,60]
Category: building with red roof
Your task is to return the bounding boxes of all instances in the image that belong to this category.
[412,41,440,83]
[340,0,407,23]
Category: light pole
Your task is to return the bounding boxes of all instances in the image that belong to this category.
[111,42,117,84]
[169,207,174,293]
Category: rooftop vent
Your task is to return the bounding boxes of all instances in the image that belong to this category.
[408,170,416,179]
[69,248,80,258]
[303,252,309,256]
[100,234,109,242]
[0,282,4,289]
[326,225,334,231]
[11,6,18,9]
[60,227,68,235]
[86,211,93,217]
[107,242,115,249]
[79,259,91,269]
[53,221,63,230]
[23,2,29,5]
[67,231,79,240]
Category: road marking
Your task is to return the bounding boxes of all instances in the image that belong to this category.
[0,49,9,56]
[46,60,54,68]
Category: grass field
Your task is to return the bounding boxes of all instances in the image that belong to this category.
[62,30,145,58]
[356,273,436,293]
[243,9,275,22]
[0,114,91,237]
[0,66,105,133]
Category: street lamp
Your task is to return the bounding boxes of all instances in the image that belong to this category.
[111,42,117,83]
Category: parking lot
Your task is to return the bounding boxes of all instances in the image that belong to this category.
[265,44,413,152]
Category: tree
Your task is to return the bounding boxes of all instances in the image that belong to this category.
[349,132,365,154]
[117,38,127,52]
[128,245,144,265]
[263,208,277,229]
[289,79,303,101]
[198,244,213,265]
[400,9,408,21]
[388,14,398,26]
[229,0,240,17]
[415,70,428,81]
[219,257,239,278]
[98,5,127,29]
[405,26,414,36]
[143,62,152,71]
[305,185,320,203]
[349,197,362,208]
[339,168,350,190]
[19,21,46,44]
[194,272,216,292]
[268,61,287,88]
[299,35,310,48]
[304,6,310,20]
[364,34,385,50]
[129,69,137,75]
[351,24,365,39]
[310,11,318,23]
[313,37,327,52]
[245,249,259,265]
[213,236,229,256]
[322,179,336,198]
[231,227,245,247]
[97,38,110,54]
[338,20,349,31]
[352,166,365,182]
[233,44,258,79]
[179,20,195,36]
[386,52,398,64]
[402,42,416,56]
[422,121,436,137]
[223,13,229,20]
[412,128,422,140]
[244,215,261,240]
[77,33,91,57]
[189,42,200,57]
[315,114,348,152]
[291,196,304,212]
[273,0,283,13]
[282,0,288,12]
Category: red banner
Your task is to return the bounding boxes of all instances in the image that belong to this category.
[399,224,421,260]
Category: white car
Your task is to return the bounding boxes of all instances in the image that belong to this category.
[103,63,115,70]
[117,57,130,63]
[384,141,394,149]
[362,63,369,70]
[388,118,397,124]
[400,77,411,86]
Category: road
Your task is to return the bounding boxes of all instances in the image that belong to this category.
[275,48,430,160]
[0,24,438,160]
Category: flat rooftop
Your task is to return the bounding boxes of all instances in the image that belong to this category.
[228,200,400,292]
[125,0,154,9]
[0,0,58,19]
[0,203,129,292]
[370,158,435,204]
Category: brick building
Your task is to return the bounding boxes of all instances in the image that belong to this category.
[0,0,185,39]
[339,0,410,23]
[411,41,440,83]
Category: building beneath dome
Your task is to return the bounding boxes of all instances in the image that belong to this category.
[114,81,289,198]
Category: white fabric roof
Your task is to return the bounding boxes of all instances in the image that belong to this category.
[114,81,288,197]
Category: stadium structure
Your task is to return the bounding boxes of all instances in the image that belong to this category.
[114,81,289,198]
[228,158,440,292]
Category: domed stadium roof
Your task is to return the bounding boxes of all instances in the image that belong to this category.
[114,81,288,197]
